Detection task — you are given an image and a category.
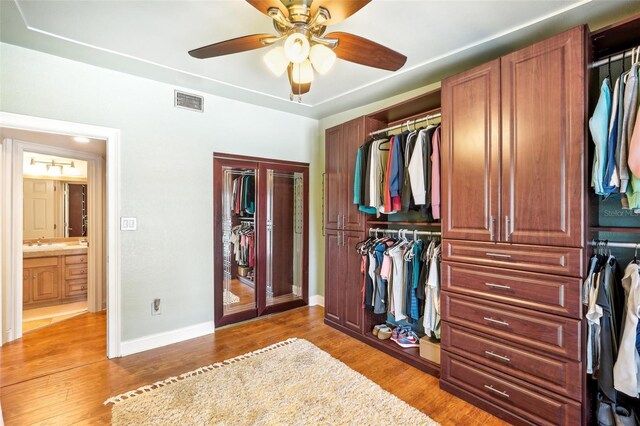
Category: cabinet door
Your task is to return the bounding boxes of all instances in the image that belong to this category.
[342,118,365,231]
[324,229,342,324]
[325,126,342,230]
[501,26,585,247]
[343,231,365,333]
[441,59,501,242]
[23,268,32,304]
[31,266,60,302]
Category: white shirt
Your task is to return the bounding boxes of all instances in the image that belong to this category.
[424,244,441,338]
[408,128,430,205]
[614,262,640,397]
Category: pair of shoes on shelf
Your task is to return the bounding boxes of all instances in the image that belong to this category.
[391,325,420,348]
[372,324,392,340]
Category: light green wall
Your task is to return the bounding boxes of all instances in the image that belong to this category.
[0,42,320,341]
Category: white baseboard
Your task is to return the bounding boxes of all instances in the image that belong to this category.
[120,321,214,357]
[308,295,324,307]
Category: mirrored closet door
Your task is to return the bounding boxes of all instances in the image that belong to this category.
[213,153,308,327]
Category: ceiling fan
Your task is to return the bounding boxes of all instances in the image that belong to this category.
[188,0,407,101]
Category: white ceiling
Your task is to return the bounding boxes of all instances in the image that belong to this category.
[2,0,640,119]
[1,127,107,156]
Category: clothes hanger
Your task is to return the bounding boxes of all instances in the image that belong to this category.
[378,135,391,151]
[634,243,639,264]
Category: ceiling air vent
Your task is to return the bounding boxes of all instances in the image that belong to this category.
[174,90,204,112]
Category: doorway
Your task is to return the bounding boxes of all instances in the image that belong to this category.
[21,150,97,334]
[0,112,122,358]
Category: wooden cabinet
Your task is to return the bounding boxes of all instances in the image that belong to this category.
[31,266,60,303]
[325,117,367,232]
[442,26,585,248]
[23,253,87,309]
[501,29,585,247]
[324,229,364,334]
[324,117,384,331]
[440,26,586,426]
[324,230,342,324]
[441,59,500,242]
[441,352,581,426]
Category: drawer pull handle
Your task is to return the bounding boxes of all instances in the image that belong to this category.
[484,316,510,326]
[485,282,511,290]
[484,384,510,398]
[486,252,512,259]
[485,350,511,363]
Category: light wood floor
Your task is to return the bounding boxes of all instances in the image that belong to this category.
[0,306,508,425]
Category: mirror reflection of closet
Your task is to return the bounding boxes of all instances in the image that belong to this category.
[266,169,304,306]
[23,152,88,239]
[222,166,256,315]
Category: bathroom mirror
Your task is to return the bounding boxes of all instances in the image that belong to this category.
[23,178,88,239]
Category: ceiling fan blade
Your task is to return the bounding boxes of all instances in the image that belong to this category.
[246,0,287,17]
[325,32,406,71]
[188,34,273,59]
[312,0,370,25]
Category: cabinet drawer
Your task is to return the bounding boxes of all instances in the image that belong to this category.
[442,261,582,318]
[24,256,58,268]
[442,239,583,277]
[65,255,87,265]
[441,293,580,360]
[65,279,87,297]
[442,322,582,400]
[441,352,581,426]
[65,264,88,279]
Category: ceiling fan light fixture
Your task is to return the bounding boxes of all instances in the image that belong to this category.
[309,43,336,74]
[284,33,310,63]
[290,59,314,84]
[264,46,289,76]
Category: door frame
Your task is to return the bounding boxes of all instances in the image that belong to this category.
[14,140,104,313]
[0,112,122,358]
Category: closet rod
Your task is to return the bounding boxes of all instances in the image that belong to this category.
[369,227,441,237]
[590,49,635,69]
[369,113,442,137]
[589,240,640,249]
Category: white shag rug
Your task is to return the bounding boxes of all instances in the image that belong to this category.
[223,289,240,306]
[105,338,438,425]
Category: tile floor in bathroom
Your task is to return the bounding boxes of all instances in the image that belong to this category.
[22,301,88,333]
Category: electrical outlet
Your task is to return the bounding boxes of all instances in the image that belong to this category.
[152,298,161,316]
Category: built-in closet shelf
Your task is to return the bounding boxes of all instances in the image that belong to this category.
[362,332,440,376]
[589,226,640,234]
[591,12,640,60]
[366,221,441,227]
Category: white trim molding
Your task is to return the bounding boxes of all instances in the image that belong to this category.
[120,321,215,357]
[308,295,324,307]
[0,112,121,358]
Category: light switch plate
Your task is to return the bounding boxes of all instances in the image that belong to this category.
[120,217,137,231]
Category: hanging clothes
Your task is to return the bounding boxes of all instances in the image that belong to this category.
[589,78,612,196]
[613,262,640,397]
[431,126,442,220]
[231,173,255,216]
[355,124,441,221]
[230,223,254,267]
[423,243,441,339]
[590,53,640,213]
[356,232,441,332]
